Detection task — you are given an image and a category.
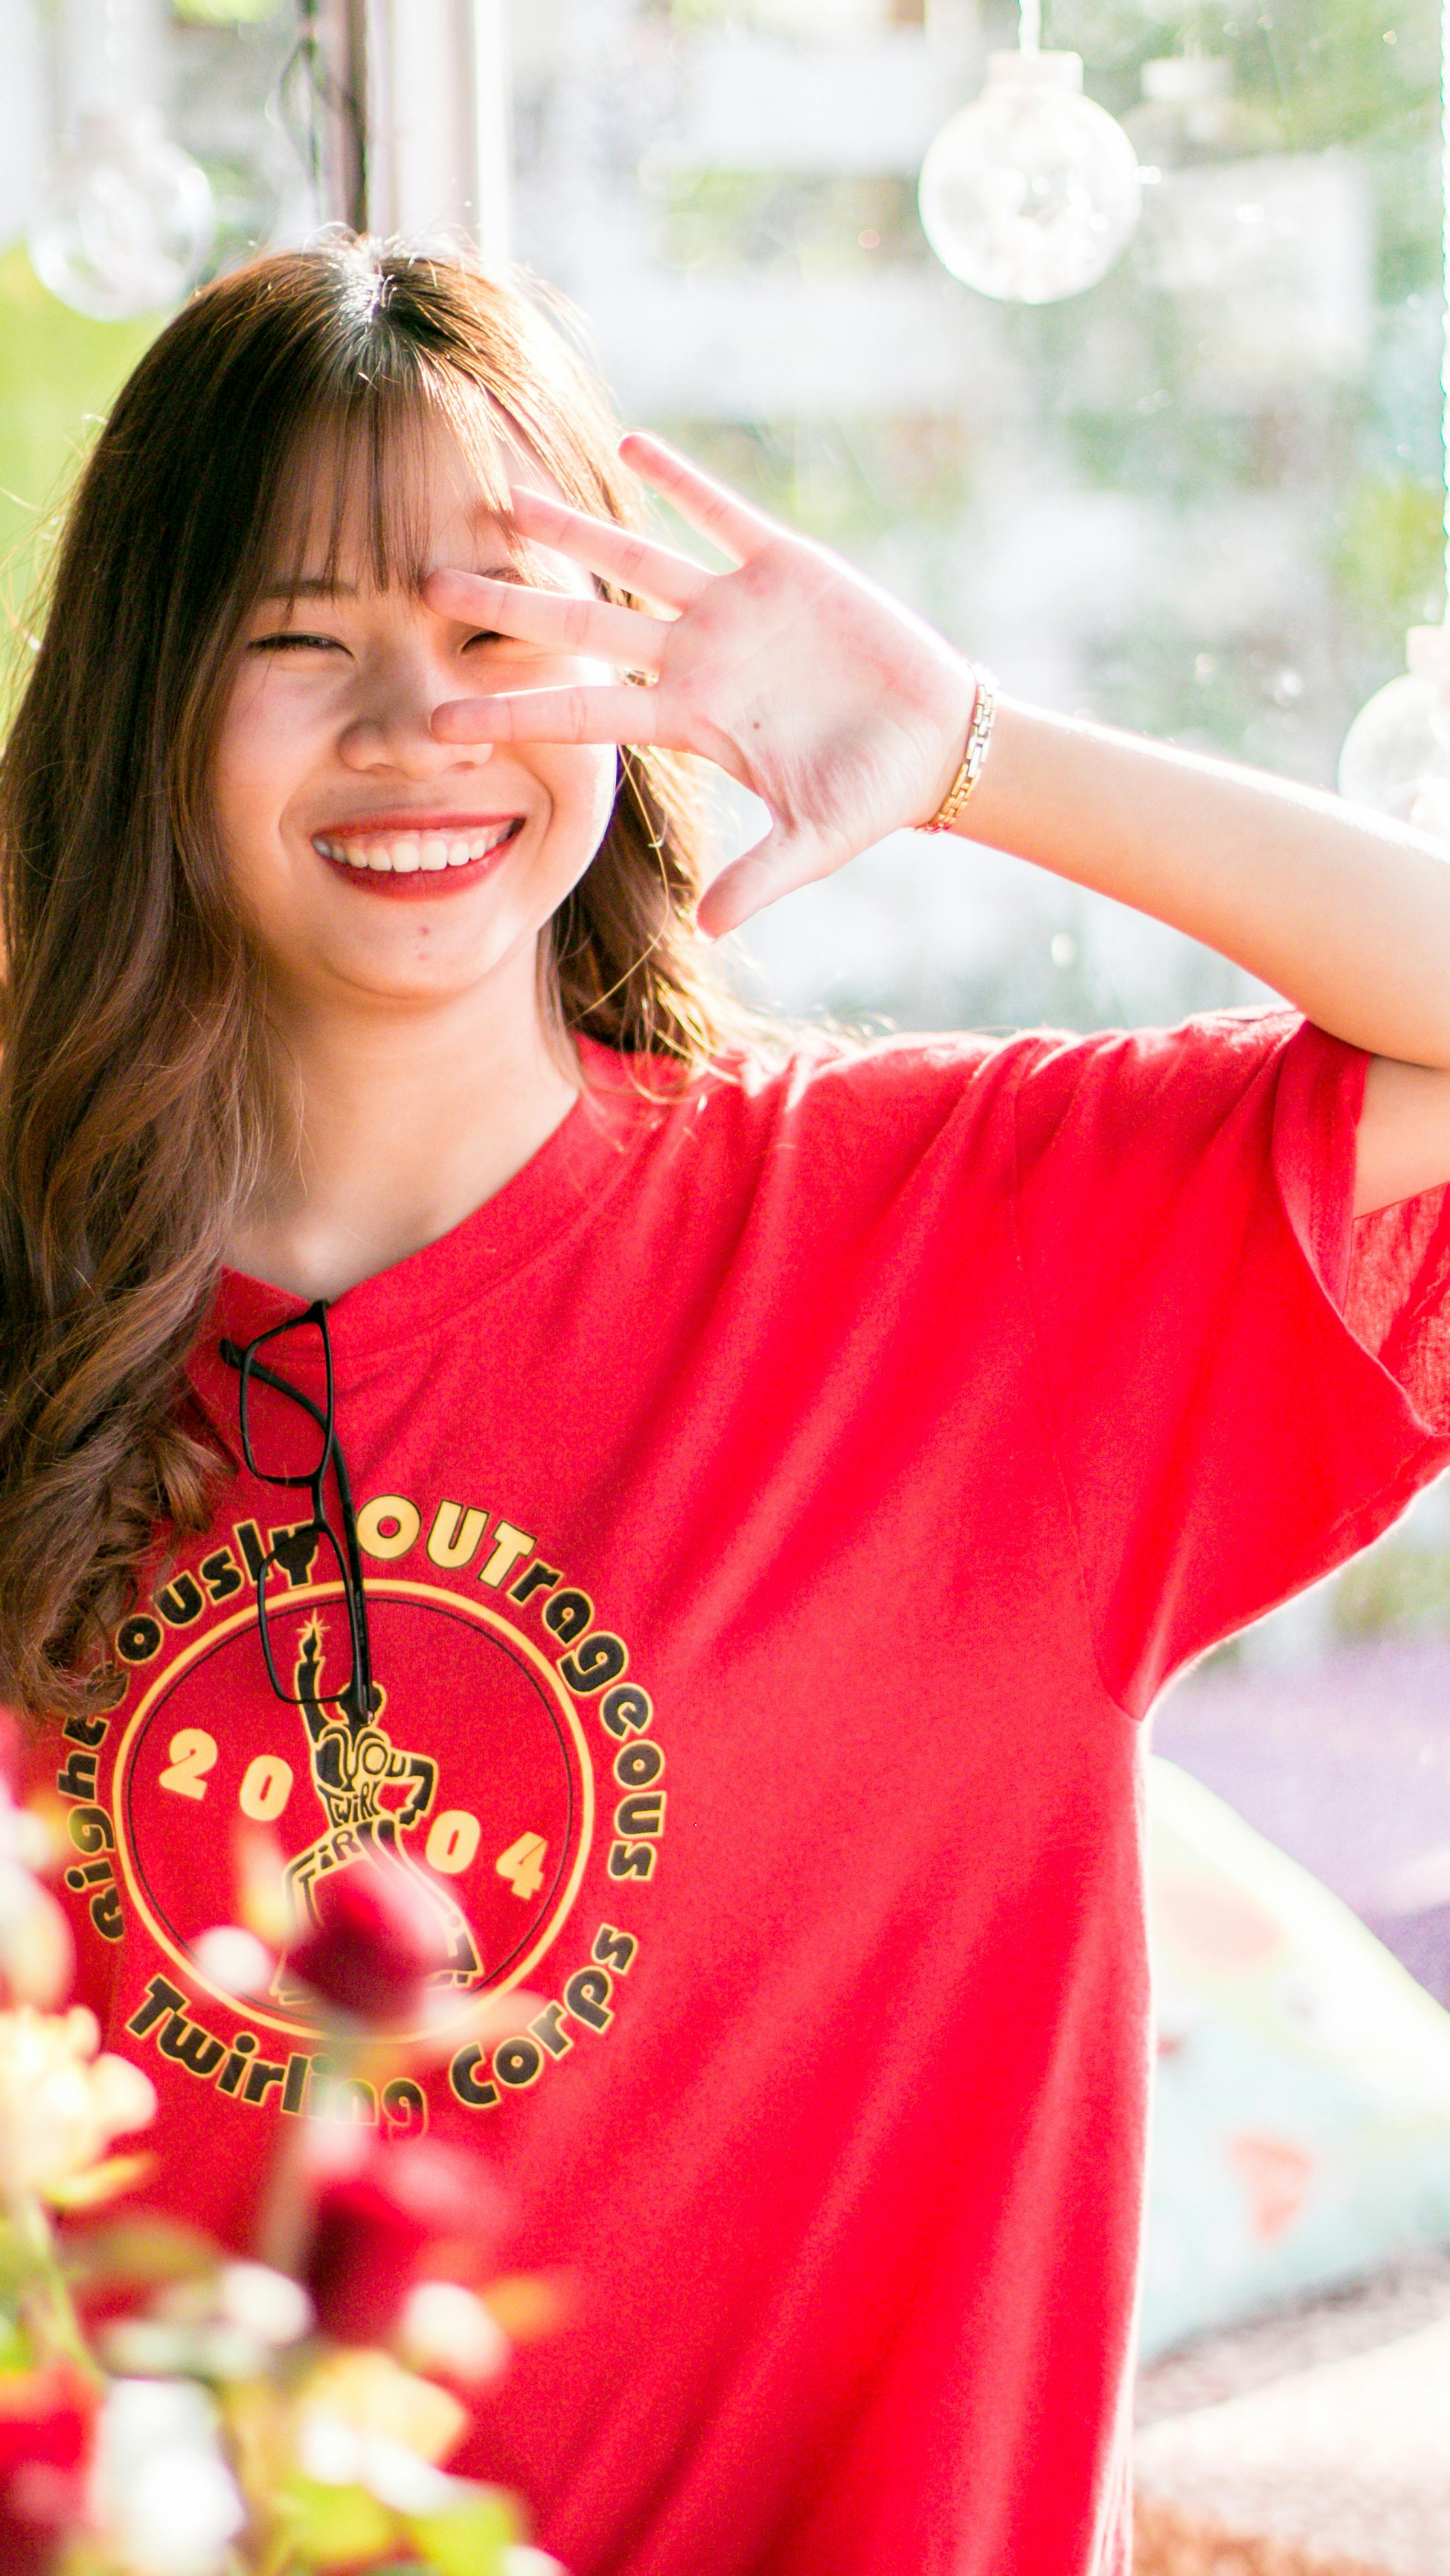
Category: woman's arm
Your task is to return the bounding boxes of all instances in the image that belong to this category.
[957,706,1450,1216]
[428,434,1450,1218]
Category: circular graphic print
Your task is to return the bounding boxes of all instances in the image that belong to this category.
[112,1580,594,2039]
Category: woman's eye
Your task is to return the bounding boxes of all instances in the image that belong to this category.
[248,632,343,655]
[463,629,507,650]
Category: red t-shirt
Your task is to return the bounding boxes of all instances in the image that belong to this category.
[39,1010,1450,2576]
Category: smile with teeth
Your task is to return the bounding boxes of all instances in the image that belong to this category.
[314,818,523,873]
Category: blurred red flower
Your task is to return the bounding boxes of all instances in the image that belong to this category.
[0,2365,96,2574]
[286,1864,455,2027]
[306,2139,509,2348]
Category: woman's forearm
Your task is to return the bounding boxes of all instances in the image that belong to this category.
[956,700,1450,1073]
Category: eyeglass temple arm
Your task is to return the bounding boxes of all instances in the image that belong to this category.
[218,1336,375,1710]
[219,1339,331,1442]
[327,1445,375,1706]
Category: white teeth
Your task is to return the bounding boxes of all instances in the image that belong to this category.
[317,821,518,873]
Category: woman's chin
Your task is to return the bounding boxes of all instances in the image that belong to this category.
[279,916,543,1015]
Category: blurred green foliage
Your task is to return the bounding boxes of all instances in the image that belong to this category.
[1335,1537,1450,1637]
[0,247,157,692]
[1031,0,1439,140]
[171,0,284,19]
[648,171,923,274]
[656,412,975,554]
[1331,470,1445,648]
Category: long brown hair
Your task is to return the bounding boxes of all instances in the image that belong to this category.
[0,238,740,1724]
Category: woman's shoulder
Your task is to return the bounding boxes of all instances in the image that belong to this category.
[730,1021,1053,1110]
[582,1006,1313,1192]
[579,1024,1049,1226]
[692,1008,1305,1126]
[585,1022,1027,1145]
[570,1011,1326,1297]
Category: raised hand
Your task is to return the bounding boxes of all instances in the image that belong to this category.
[426,433,977,938]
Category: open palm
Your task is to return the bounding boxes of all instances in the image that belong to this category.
[427,434,977,938]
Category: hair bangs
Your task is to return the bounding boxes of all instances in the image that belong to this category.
[254,362,518,609]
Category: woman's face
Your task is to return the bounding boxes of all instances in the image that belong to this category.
[212,422,620,1024]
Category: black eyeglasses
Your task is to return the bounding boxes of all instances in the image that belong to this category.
[220,1299,374,1714]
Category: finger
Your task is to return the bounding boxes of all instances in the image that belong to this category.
[695,828,835,940]
[432,682,667,750]
[424,567,672,672]
[508,485,711,611]
[618,431,781,566]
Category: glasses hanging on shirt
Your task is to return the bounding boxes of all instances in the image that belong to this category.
[219,1299,375,1715]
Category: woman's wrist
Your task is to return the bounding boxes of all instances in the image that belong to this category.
[921,666,999,833]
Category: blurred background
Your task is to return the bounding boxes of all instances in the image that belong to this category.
[5,2,1450,2560]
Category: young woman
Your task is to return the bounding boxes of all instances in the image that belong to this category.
[5,239,1450,2576]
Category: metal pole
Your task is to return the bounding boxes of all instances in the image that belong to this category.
[474,0,513,264]
[300,0,368,232]
[363,0,512,255]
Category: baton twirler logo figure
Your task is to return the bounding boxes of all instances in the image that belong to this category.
[271,1613,483,2005]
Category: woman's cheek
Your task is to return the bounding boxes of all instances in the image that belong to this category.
[554,655,623,857]
[212,671,318,872]
[543,743,620,877]
[586,744,621,845]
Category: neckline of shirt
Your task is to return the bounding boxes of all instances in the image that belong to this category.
[191,1036,670,1393]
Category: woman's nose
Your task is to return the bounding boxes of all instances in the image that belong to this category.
[336,664,493,775]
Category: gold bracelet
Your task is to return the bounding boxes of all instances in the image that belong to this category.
[924,667,998,831]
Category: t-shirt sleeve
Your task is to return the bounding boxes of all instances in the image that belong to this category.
[1010,1009,1450,1719]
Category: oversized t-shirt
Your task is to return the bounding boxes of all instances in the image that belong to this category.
[38,1009,1450,2576]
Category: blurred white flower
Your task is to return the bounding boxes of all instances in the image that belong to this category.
[297,2412,459,2512]
[0,2006,154,2198]
[106,2258,315,2383]
[92,2379,244,2576]
[100,2314,266,2383]
[0,1784,72,2007]
[217,2258,313,2346]
[401,2277,511,2384]
[0,1874,71,2010]
[190,1925,274,1999]
[293,2345,466,2470]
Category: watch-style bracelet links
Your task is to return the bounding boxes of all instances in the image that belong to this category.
[924,666,999,832]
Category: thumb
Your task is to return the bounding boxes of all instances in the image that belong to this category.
[695,824,835,942]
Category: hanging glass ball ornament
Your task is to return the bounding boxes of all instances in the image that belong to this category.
[1338,628,1450,837]
[918,50,1142,306]
[28,107,215,322]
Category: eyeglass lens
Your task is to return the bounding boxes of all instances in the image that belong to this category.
[257,1523,359,1706]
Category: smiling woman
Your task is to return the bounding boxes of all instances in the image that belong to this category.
[13,231,1450,2576]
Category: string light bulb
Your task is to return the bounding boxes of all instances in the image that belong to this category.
[1339,628,1450,834]
[29,0,217,323]
[918,0,1142,306]
[30,105,215,321]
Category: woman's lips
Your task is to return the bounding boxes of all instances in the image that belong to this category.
[311,815,525,899]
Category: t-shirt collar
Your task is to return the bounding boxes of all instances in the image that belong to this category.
[185,1036,658,1441]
